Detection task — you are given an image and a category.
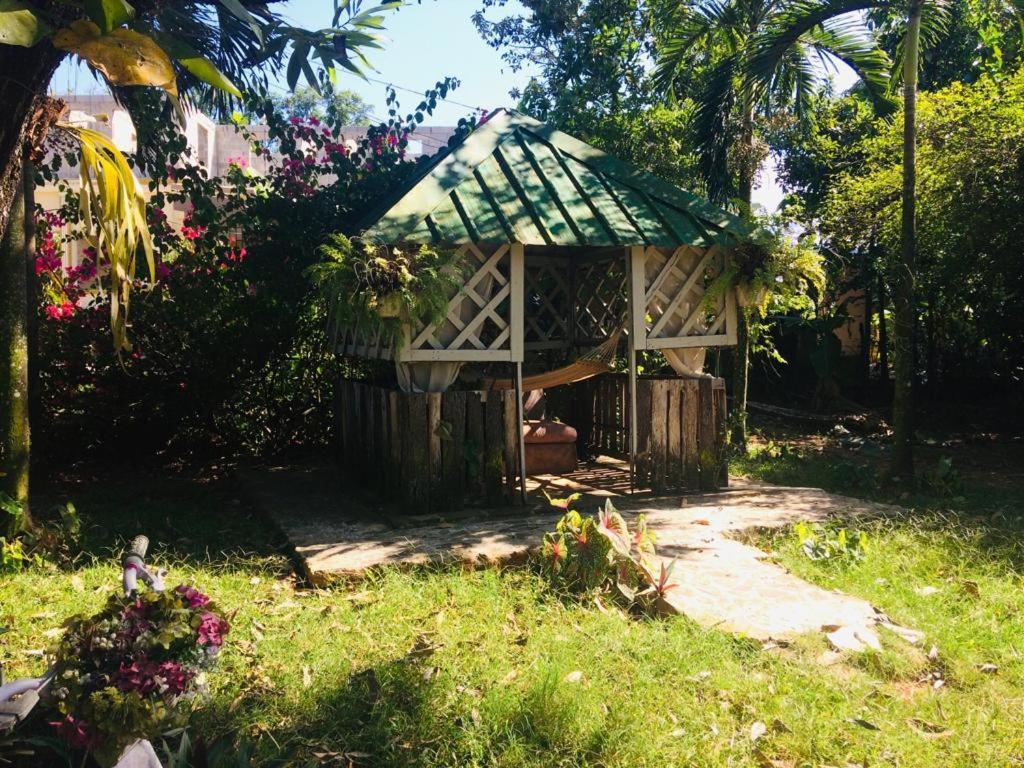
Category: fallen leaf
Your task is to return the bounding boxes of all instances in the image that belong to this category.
[915,586,940,597]
[249,576,262,586]
[695,518,711,525]
[848,718,880,731]
[907,718,952,738]
[564,670,583,683]
[43,628,62,638]
[670,727,686,738]
[302,665,312,688]
[960,580,980,598]
[70,575,84,592]
[771,718,792,734]
[750,721,768,741]
[927,645,940,661]
[977,663,998,674]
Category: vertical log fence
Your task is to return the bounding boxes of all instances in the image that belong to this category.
[334,380,522,515]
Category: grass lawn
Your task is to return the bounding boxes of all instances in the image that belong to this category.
[3,424,1023,766]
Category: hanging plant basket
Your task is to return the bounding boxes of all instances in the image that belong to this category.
[375,292,404,318]
[735,282,768,309]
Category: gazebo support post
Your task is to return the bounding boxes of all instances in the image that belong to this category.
[514,360,527,505]
[627,246,642,494]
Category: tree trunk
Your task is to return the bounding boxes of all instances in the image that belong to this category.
[729,107,755,449]
[0,46,64,243]
[0,160,30,534]
[877,271,889,383]
[891,2,921,480]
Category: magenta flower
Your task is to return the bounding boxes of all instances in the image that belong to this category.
[175,584,210,608]
[196,611,229,647]
[52,714,101,749]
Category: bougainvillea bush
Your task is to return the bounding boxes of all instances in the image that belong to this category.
[49,584,229,765]
[33,79,476,468]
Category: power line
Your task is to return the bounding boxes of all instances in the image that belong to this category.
[365,76,488,114]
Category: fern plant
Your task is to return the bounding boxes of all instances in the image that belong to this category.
[309,234,461,350]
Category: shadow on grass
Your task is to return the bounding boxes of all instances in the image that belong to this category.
[32,473,294,577]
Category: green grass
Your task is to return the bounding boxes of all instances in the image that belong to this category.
[3,437,1024,766]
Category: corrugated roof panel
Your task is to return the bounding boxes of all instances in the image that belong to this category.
[497,134,578,245]
[651,199,709,247]
[522,136,612,244]
[564,156,644,244]
[606,178,678,247]
[475,154,545,244]
[429,196,471,242]
[451,184,504,244]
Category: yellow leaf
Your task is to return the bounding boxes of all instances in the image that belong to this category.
[52,20,177,96]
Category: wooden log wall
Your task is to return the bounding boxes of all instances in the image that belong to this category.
[634,376,728,492]
[334,381,522,514]
[543,372,727,492]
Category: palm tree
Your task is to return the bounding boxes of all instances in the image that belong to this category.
[653,0,892,449]
[746,0,952,477]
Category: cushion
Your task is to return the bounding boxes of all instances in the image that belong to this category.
[523,419,577,445]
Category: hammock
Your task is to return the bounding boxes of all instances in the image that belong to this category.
[486,328,623,391]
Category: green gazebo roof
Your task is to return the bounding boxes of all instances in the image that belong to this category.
[359,109,747,249]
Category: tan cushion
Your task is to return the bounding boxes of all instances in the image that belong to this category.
[523,419,577,445]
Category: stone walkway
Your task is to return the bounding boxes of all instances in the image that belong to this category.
[242,465,916,652]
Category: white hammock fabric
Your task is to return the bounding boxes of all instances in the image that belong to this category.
[486,328,623,391]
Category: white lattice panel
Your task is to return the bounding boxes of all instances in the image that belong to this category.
[629,245,736,350]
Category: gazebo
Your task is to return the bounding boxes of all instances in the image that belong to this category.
[333,109,747,513]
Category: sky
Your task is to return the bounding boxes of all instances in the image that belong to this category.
[49,0,860,211]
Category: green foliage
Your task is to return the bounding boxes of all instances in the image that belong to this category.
[820,70,1024,383]
[0,536,35,573]
[921,456,963,497]
[539,498,669,614]
[310,235,461,350]
[270,85,372,124]
[794,521,869,562]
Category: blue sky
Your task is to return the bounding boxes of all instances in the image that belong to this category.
[49,1,860,210]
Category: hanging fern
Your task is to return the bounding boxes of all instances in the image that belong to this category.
[309,234,462,350]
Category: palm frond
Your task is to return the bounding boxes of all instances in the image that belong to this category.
[805,19,894,111]
[692,53,740,203]
[59,124,153,354]
[745,0,893,114]
[653,0,738,98]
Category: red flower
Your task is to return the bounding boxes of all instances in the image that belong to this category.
[175,584,210,608]
[52,714,101,749]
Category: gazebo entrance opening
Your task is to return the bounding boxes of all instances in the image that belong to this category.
[332,109,745,515]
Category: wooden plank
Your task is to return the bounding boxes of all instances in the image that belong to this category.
[388,390,401,496]
[441,390,467,510]
[466,391,486,498]
[649,380,668,494]
[483,391,506,506]
[404,393,431,513]
[502,389,518,496]
[666,381,682,488]
[698,377,716,490]
[635,379,652,487]
[683,379,700,489]
[427,393,444,512]
[714,379,729,488]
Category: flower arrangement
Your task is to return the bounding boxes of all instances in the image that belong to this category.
[49,584,230,765]
[309,234,461,349]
